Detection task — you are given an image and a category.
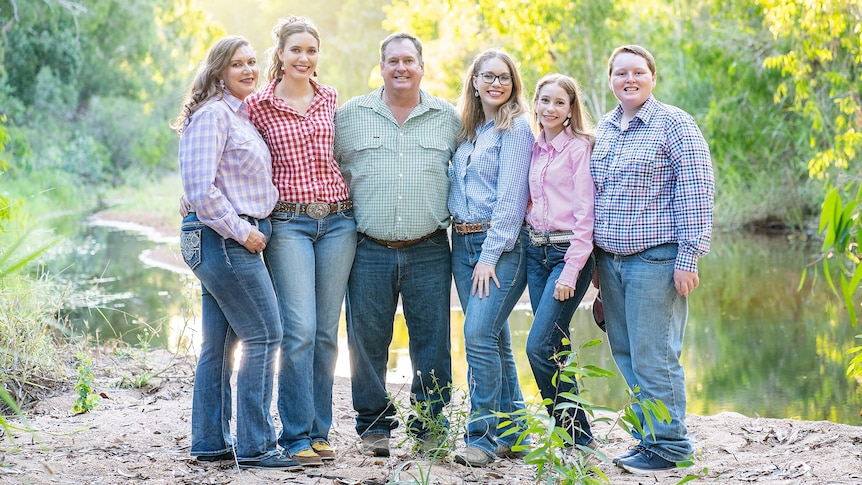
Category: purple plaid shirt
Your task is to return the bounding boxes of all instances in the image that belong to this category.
[591,95,714,273]
[179,91,278,244]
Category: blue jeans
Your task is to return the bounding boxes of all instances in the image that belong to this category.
[451,230,528,456]
[525,236,594,446]
[346,230,453,438]
[265,209,357,455]
[595,244,693,462]
[181,213,282,461]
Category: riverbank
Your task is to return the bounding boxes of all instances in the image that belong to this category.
[4,207,856,484]
[3,347,861,484]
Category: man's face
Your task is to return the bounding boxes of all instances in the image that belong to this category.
[380,39,424,94]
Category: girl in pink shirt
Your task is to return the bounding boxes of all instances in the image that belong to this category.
[523,73,597,450]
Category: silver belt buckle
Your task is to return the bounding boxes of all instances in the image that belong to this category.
[529,231,547,246]
[306,201,331,219]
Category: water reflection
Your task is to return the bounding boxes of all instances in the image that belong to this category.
[47,222,862,425]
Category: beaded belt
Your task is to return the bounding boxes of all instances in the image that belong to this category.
[273,200,353,219]
[528,228,573,246]
[363,228,445,249]
[453,220,491,235]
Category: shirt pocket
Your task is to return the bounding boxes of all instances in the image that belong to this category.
[228,126,266,176]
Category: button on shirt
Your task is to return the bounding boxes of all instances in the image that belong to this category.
[591,95,714,273]
[179,91,278,244]
[334,87,459,240]
[448,115,534,266]
[525,129,595,287]
[247,78,349,203]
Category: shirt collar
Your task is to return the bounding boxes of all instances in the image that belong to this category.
[221,89,247,115]
[537,127,575,151]
[360,86,448,116]
[611,94,658,126]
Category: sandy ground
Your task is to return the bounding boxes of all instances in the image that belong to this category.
[2,349,861,485]
[2,210,858,484]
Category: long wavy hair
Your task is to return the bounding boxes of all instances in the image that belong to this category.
[456,49,528,143]
[532,73,595,145]
[266,16,320,83]
[171,36,251,135]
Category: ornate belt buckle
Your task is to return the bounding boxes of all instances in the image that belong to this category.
[529,231,546,246]
[306,201,331,219]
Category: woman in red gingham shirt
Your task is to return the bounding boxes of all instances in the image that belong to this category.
[246,16,355,466]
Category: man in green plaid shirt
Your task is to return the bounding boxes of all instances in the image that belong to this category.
[334,32,460,458]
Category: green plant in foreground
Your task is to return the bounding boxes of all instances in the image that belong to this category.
[72,352,99,414]
[503,337,705,485]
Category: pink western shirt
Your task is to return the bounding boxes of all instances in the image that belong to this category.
[525,128,596,287]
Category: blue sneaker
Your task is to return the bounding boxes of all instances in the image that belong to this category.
[612,445,644,464]
[617,449,680,474]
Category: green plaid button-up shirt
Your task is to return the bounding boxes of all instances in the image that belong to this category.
[334,87,460,241]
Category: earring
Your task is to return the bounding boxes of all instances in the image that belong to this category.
[565,116,571,126]
[474,90,479,97]
[219,79,225,90]
[313,70,318,77]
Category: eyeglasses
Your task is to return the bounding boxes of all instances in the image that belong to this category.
[478,72,513,86]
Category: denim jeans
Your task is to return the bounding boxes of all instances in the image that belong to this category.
[265,209,357,455]
[346,230,452,438]
[181,213,282,461]
[595,244,693,462]
[451,230,528,456]
[525,235,594,446]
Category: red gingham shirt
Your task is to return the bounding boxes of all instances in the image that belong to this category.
[247,78,349,203]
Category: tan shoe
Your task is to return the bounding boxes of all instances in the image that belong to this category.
[454,446,495,467]
[311,441,336,461]
[288,449,323,467]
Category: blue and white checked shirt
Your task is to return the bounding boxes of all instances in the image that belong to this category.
[591,95,714,273]
[179,91,278,244]
[448,115,534,266]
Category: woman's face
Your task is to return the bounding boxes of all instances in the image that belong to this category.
[472,57,513,117]
[609,52,655,112]
[277,32,319,82]
[222,44,258,100]
[534,82,572,139]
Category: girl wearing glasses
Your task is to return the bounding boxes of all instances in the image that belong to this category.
[449,49,533,467]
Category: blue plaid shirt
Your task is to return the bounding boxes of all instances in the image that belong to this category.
[448,115,534,266]
[591,95,714,273]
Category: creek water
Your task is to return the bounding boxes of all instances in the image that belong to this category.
[43,219,862,425]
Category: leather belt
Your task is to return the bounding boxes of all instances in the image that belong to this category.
[453,220,491,235]
[528,228,573,246]
[273,200,353,219]
[363,228,445,249]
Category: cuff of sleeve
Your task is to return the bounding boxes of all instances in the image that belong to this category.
[478,252,501,267]
[675,251,699,274]
[556,265,577,288]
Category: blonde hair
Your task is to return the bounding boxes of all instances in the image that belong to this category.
[456,49,528,143]
[171,36,251,134]
[532,73,594,145]
[266,16,320,82]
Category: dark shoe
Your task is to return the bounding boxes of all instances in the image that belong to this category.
[311,441,336,461]
[196,451,234,462]
[612,445,643,464]
[288,448,324,467]
[237,454,303,471]
[495,443,528,459]
[617,450,681,475]
[454,446,495,467]
[360,434,390,457]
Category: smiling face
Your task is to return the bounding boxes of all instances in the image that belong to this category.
[380,38,424,96]
[609,51,656,113]
[472,57,512,119]
[277,31,318,82]
[534,82,572,139]
[222,44,258,100]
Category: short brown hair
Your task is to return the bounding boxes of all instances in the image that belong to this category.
[607,45,656,77]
